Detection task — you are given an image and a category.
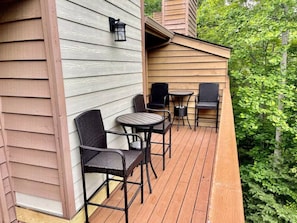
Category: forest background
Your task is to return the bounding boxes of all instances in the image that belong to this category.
[145,0,297,222]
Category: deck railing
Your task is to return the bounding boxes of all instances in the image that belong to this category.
[207,86,245,223]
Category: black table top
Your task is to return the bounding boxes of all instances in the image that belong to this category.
[169,91,194,96]
[116,112,164,128]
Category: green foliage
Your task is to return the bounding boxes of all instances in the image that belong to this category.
[198,0,297,222]
[144,0,162,16]
[241,156,297,222]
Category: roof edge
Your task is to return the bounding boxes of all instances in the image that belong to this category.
[145,16,174,39]
[172,33,231,59]
[174,33,232,50]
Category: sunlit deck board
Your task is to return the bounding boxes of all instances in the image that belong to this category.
[89,126,217,223]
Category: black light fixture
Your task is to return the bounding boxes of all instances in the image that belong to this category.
[109,17,126,42]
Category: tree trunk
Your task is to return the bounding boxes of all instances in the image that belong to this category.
[274,30,289,163]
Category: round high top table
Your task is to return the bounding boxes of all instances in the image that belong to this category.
[169,91,194,131]
[116,112,164,193]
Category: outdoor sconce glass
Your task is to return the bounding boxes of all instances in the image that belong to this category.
[109,17,126,42]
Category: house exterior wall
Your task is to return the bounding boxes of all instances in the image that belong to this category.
[147,34,230,128]
[55,0,144,212]
[187,0,198,36]
[0,0,144,221]
[162,0,198,37]
[0,0,76,219]
[0,122,16,223]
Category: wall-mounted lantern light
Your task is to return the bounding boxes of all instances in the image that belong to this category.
[109,17,126,42]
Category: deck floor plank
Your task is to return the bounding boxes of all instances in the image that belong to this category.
[163,127,206,223]
[147,128,199,222]
[176,127,211,223]
[88,126,217,223]
[132,127,190,223]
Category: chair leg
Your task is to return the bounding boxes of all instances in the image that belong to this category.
[123,176,129,223]
[194,108,198,131]
[106,173,110,198]
[162,134,165,171]
[146,163,152,193]
[84,203,89,223]
[216,107,219,132]
[81,173,89,223]
[162,130,172,171]
[169,128,172,158]
[140,161,144,203]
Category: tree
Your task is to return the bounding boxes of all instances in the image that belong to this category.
[198,0,297,222]
[144,0,162,16]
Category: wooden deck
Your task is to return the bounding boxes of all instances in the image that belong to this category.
[88,125,217,223]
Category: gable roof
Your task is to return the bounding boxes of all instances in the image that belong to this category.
[172,33,231,59]
[145,16,174,49]
[145,16,231,59]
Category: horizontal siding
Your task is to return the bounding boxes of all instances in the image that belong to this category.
[153,12,162,24]
[6,131,56,152]
[148,45,209,55]
[9,147,58,169]
[66,84,142,116]
[164,0,187,11]
[148,41,229,128]
[0,41,46,61]
[149,55,226,63]
[64,73,142,97]
[62,60,142,79]
[0,148,16,223]
[163,0,187,35]
[149,61,227,70]
[0,79,50,98]
[0,0,64,218]
[60,39,141,62]
[0,0,41,23]
[161,0,197,37]
[165,9,186,17]
[2,97,52,116]
[57,0,141,43]
[0,19,43,42]
[57,18,141,51]
[149,69,227,76]
[0,61,48,79]
[56,0,144,211]
[13,178,60,201]
[0,112,16,223]
[4,114,54,134]
[149,75,227,84]
[67,98,136,136]
[11,163,59,185]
